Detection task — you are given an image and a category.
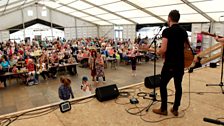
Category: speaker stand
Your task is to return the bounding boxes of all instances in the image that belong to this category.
[206,47,224,94]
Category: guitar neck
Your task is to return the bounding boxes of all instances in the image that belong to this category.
[201,32,224,38]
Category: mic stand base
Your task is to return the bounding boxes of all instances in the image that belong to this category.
[206,82,224,94]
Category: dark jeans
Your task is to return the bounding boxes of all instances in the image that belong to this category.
[136,56,141,62]
[160,65,184,111]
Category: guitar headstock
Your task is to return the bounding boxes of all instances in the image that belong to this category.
[201,31,217,37]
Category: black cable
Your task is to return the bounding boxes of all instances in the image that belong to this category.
[114,97,130,105]
[139,72,192,123]
[183,91,222,94]
[119,89,136,93]
[119,91,131,97]
[137,89,174,100]
[0,107,57,126]
[17,109,56,121]
[19,107,55,116]
[122,85,175,118]
[125,101,158,116]
[182,72,191,111]
[125,105,148,116]
[114,91,132,105]
[137,92,148,97]
[0,97,95,126]
[119,87,142,97]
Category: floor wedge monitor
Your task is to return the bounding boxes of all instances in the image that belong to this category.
[95,84,119,102]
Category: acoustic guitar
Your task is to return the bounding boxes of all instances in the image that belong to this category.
[146,41,194,68]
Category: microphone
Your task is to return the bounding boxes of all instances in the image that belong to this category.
[164,22,168,27]
[160,22,168,28]
[203,117,224,125]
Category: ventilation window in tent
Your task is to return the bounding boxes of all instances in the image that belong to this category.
[27,10,33,16]
[42,10,47,17]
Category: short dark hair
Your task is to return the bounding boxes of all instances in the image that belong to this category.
[168,10,180,22]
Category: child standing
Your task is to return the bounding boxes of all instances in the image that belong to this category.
[130,54,137,76]
[81,76,92,95]
[58,77,74,101]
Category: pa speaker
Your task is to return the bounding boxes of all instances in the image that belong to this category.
[144,74,161,89]
[95,84,119,102]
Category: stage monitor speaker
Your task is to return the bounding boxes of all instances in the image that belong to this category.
[144,74,161,89]
[95,84,119,102]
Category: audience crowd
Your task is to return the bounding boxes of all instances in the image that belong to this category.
[0,36,157,88]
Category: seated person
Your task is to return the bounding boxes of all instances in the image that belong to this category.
[0,65,7,88]
[37,59,50,80]
[17,55,26,70]
[48,54,59,78]
[9,55,17,70]
[67,54,77,75]
[77,51,88,67]
[82,50,89,58]
[77,50,83,62]
[1,57,10,71]
[58,52,65,64]
[25,55,32,64]
[63,52,70,63]
[12,64,18,73]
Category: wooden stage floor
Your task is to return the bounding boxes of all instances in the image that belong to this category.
[0,66,224,126]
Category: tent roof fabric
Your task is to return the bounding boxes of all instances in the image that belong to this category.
[0,0,223,25]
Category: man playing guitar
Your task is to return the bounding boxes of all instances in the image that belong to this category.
[152,10,190,116]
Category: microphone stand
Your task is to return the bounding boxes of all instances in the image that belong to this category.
[145,25,173,112]
[206,46,224,94]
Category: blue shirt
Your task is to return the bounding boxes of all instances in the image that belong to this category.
[58,85,74,100]
[1,61,9,69]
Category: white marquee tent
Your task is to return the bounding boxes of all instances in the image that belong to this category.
[0,0,224,46]
[0,0,224,26]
